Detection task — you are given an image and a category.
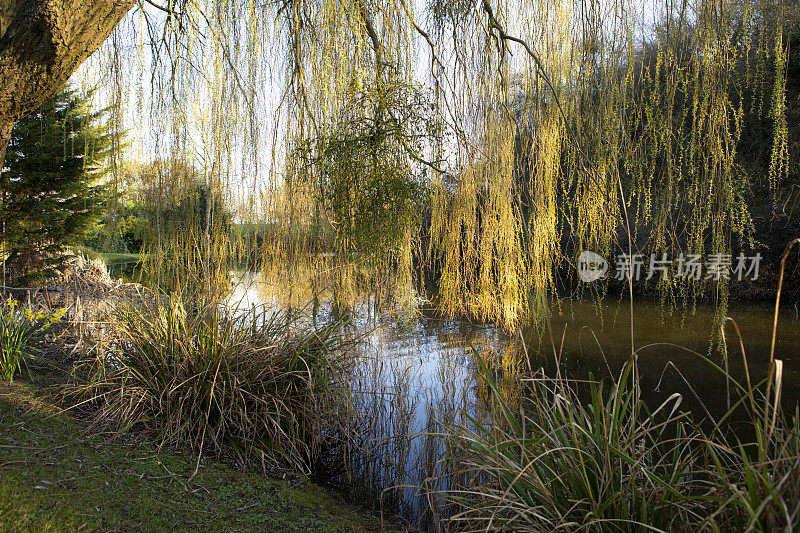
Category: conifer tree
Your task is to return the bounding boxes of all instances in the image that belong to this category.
[0,87,111,286]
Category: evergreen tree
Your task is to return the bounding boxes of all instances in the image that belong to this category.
[0,87,112,286]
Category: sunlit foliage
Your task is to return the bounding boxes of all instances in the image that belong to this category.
[88,0,797,326]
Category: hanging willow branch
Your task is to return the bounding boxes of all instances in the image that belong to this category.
[83,0,799,328]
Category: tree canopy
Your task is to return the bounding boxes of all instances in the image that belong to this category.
[0,0,797,325]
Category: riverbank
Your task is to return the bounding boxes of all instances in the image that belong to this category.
[0,371,387,532]
[4,256,799,531]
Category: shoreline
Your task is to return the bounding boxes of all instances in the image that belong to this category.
[0,373,392,532]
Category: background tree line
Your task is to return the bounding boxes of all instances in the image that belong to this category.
[0,87,233,293]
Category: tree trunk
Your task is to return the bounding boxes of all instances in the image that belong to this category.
[0,121,10,173]
[0,0,134,171]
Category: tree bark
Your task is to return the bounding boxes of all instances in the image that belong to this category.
[0,0,134,169]
[0,121,10,173]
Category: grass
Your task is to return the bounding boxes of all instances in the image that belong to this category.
[71,246,143,265]
[72,295,353,474]
[0,376,384,532]
[433,353,800,531]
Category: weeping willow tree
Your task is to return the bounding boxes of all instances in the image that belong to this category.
[69,0,797,326]
[133,159,233,299]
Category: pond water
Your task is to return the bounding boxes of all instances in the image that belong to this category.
[226,271,799,530]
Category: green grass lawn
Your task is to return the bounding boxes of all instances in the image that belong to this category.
[96,252,142,265]
[71,246,143,266]
[0,378,385,532]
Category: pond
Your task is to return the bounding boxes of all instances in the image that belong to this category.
[227,270,799,530]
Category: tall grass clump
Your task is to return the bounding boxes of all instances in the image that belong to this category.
[437,353,800,531]
[77,295,353,473]
[439,359,709,531]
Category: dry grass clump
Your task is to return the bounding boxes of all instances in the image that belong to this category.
[10,255,149,361]
[60,255,116,288]
[74,295,353,474]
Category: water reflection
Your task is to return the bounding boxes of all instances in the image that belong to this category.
[226,271,800,530]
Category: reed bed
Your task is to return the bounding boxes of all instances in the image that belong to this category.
[434,352,800,532]
[73,296,354,474]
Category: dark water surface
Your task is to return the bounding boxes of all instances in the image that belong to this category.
[226,272,800,529]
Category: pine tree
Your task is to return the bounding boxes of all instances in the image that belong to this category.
[0,86,112,286]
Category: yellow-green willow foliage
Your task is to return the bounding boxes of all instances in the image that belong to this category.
[137,159,233,300]
[100,0,795,327]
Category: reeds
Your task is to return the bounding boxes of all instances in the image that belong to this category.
[435,352,800,531]
[74,295,353,474]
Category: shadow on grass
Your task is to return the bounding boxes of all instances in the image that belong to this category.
[0,376,387,532]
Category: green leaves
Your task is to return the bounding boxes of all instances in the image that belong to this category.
[0,298,64,382]
[295,83,433,259]
[1,86,112,286]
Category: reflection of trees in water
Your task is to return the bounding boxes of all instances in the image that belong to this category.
[256,256,420,316]
[313,301,522,529]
